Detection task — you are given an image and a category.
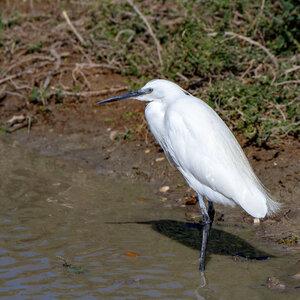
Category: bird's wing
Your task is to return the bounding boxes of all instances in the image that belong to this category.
[164,97,269,217]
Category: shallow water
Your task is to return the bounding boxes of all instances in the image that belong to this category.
[0,134,299,299]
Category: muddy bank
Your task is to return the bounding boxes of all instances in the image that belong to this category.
[11,111,300,252]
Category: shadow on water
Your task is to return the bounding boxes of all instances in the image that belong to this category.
[108,219,272,260]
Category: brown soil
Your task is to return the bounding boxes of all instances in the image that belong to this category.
[0,1,299,252]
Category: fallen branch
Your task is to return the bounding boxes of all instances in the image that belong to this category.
[126,0,163,68]
[62,10,86,46]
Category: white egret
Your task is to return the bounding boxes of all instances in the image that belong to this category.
[97,79,280,270]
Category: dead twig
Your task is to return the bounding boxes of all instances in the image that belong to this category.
[269,103,287,122]
[268,121,300,138]
[275,80,300,86]
[176,72,189,83]
[284,66,300,76]
[73,42,93,64]
[62,10,87,46]
[0,69,33,85]
[7,115,26,126]
[115,29,135,43]
[241,59,255,79]
[49,86,128,97]
[10,122,28,132]
[254,63,263,78]
[72,67,91,90]
[43,45,62,90]
[224,31,279,72]
[0,85,7,101]
[75,63,118,70]
[9,79,31,90]
[126,0,163,68]
[0,55,55,77]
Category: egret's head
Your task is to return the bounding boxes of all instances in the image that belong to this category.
[97,79,191,105]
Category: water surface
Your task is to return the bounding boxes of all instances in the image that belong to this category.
[0,135,298,299]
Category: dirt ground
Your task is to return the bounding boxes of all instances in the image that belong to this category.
[0,1,299,252]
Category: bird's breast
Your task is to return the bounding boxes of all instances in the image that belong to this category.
[145,102,167,147]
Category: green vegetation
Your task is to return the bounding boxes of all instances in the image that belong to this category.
[26,40,44,54]
[277,234,298,246]
[115,128,135,141]
[0,0,298,143]
[90,0,299,143]
[57,256,86,274]
[0,11,20,30]
[29,87,47,104]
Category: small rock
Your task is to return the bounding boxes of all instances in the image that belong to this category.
[185,212,202,222]
[266,276,286,290]
[155,157,165,162]
[124,251,139,258]
[7,115,25,126]
[185,195,198,205]
[109,130,118,141]
[159,186,170,193]
[253,218,260,224]
[292,272,300,280]
[145,149,151,154]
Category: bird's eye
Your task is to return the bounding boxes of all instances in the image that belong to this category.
[146,88,153,94]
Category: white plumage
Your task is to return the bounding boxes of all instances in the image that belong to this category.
[142,79,279,218]
[98,78,280,270]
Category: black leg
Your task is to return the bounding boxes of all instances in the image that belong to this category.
[199,221,210,271]
[208,201,215,223]
[198,196,214,271]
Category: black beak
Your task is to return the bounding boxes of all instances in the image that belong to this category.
[96,89,146,104]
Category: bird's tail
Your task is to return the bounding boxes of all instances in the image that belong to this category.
[265,192,281,216]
